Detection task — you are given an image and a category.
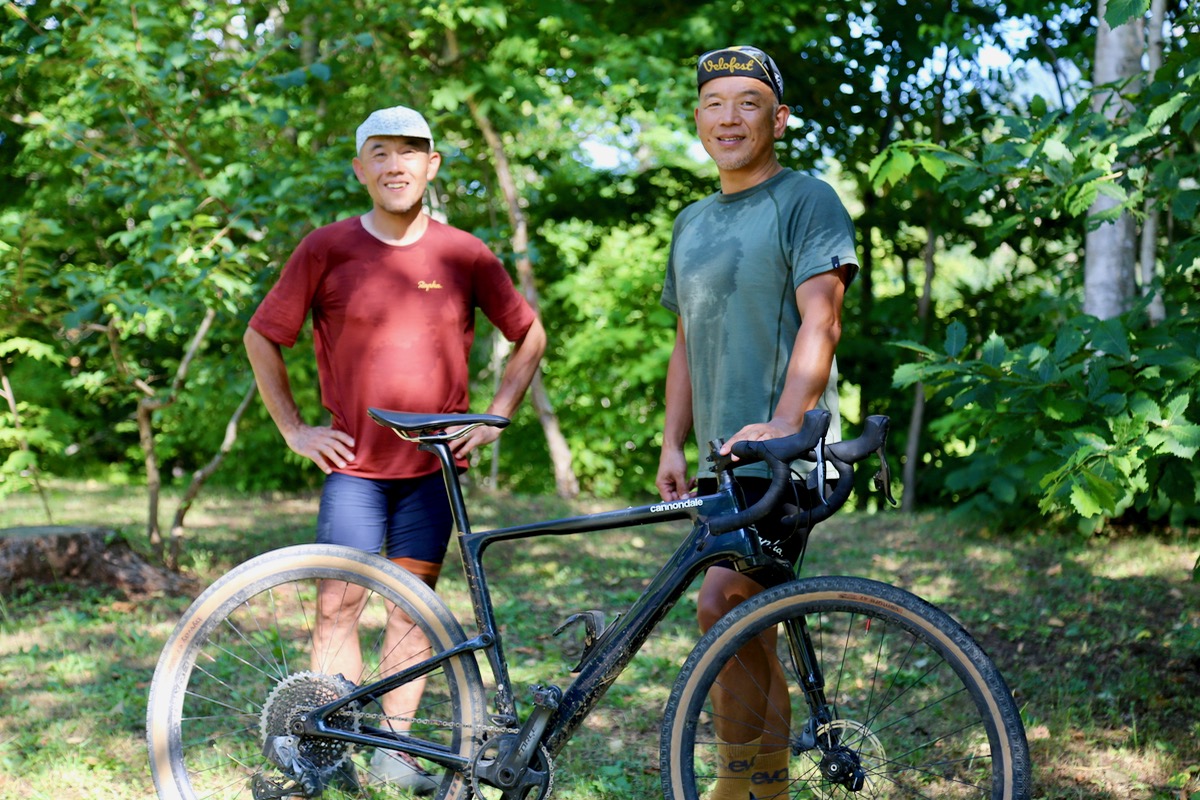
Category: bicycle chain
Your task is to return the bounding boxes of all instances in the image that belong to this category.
[275,700,554,796]
[356,708,554,798]
[357,707,519,735]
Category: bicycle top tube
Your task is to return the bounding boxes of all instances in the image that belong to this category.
[351,407,896,767]
[368,406,894,538]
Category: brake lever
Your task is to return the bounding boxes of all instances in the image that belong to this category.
[873,441,898,506]
[815,436,828,505]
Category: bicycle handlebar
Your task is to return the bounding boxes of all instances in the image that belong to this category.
[707,411,893,535]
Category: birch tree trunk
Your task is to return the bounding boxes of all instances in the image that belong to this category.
[1084,0,1143,320]
[1139,0,1168,325]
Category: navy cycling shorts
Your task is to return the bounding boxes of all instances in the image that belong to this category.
[316,471,453,564]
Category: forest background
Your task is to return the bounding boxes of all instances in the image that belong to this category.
[3,0,1199,555]
[2,1,1200,799]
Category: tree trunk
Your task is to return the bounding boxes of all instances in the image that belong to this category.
[460,88,579,498]
[858,192,876,427]
[902,221,937,512]
[1085,0,1143,320]
[1139,0,1168,326]
[104,307,217,562]
[167,381,258,570]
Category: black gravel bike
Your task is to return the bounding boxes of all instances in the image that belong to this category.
[146,408,1030,800]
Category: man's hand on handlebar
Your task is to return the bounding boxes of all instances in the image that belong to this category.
[718,418,801,461]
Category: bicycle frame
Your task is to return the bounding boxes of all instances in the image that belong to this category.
[434,439,800,758]
[303,438,805,775]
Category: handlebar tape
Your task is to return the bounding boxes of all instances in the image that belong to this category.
[707,412,890,535]
[707,410,831,534]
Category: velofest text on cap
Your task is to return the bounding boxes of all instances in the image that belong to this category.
[696,45,784,103]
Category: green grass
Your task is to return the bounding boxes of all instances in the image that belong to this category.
[1,482,1198,799]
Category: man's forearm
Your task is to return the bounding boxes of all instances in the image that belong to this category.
[486,317,547,419]
[661,322,694,450]
[244,326,304,438]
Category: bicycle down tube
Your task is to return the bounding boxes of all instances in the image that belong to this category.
[423,434,790,758]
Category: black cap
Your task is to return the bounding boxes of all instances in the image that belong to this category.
[697,45,784,103]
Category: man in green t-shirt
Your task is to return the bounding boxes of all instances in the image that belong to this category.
[656,45,859,799]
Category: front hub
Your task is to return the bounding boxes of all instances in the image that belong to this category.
[820,746,866,791]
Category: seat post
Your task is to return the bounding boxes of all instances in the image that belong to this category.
[420,441,472,535]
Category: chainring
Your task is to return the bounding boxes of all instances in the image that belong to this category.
[469,737,555,800]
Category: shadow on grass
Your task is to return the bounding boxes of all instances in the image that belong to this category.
[1,487,1197,799]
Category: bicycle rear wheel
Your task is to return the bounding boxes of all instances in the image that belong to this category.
[661,575,1030,800]
[147,544,486,800]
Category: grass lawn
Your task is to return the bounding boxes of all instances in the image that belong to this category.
[1,480,1198,799]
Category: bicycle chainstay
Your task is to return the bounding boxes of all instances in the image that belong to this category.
[358,708,557,799]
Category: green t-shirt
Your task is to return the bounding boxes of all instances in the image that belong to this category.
[661,168,859,478]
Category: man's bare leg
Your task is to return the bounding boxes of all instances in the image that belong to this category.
[364,558,443,793]
[313,579,369,680]
[698,567,791,799]
[377,557,442,729]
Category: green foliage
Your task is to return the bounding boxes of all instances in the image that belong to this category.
[867,2,1200,532]
[541,216,679,496]
[894,311,1200,531]
[4,0,1199,543]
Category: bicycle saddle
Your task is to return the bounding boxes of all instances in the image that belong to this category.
[368,408,511,436]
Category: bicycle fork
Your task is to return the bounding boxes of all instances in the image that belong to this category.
[783,615,868,792]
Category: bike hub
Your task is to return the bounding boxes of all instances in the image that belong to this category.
[820,747,866,791]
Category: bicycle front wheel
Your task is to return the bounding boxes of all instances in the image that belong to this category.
[662,575,1030,800]
[147,544,487,800]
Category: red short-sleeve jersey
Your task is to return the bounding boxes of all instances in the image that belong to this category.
[249,216,536,479]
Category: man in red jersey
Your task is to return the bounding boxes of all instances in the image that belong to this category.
[245,105,545,792]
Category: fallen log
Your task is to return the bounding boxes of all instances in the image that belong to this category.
[0,525,198,597]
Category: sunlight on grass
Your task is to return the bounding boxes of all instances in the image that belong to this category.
[1073,537,1199,580]
[2,483,1198,799]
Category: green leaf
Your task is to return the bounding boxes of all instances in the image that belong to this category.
[1090,318,1131,360]
[1041,137,1072,164]
[871,148,917,190]
[1147,423,1200,459]
[1145,92,1188,130]
[1104,0,1150,29]
[944,320,967,358]
[270,68,307,89]
[1172,190,1200,221]
[981,333,1008,368]
[1070,470,1120,518]
[919,153,947,181]
[893,362,926,389]
[1067,180,1100,217]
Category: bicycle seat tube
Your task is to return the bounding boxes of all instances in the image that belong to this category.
[416,436,787,756]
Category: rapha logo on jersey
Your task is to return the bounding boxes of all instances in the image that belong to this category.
[418,280,443,291]
[650,498,703,513]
